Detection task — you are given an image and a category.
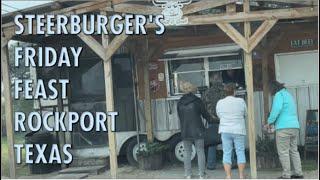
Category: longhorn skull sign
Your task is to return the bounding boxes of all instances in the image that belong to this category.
[153,0,192,26]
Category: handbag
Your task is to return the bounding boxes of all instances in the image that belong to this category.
[204,122,221,146]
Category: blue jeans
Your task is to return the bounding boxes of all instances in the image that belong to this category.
[207,145,216,169]
[221,133,246,165]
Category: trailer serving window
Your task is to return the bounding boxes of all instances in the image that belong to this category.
[163,44,244,96]
[168,58,206,94]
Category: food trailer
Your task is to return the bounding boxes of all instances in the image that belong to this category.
[1,0,317,178]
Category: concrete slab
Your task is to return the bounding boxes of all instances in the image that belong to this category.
[49,173,89,179]
[58,165,106,175]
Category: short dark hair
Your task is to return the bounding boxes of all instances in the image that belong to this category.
[269,80,285,95]
[224,83,236,96]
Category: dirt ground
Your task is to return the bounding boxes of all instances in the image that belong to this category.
[13,164,318,179]
[89,163,319,179]
[4,160,318,179]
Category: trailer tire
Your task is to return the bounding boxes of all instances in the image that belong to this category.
[126,136,147,167]
[167,135,196,163]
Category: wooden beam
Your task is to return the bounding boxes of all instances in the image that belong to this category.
[2,1,112,37]
[226,3,237,13]
[1,39,16,179]
[104,33,128,62]
[216,22,249,52]
[183,0,237,15]
[254,0,318,6]
[112,4,162,15]
[1,38,10,48]
[243,0,257,179]
[186,6,317,25]
[144,58,154,142]
[102,34,118,179]
[77,33,105,59]
[248,19,278,52]
[139,39,154,142]
[261,38,270,126]
[2,1,109,29]
[56,72,66,169]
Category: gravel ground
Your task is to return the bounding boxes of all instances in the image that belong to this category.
[89,163,319,179]
[6,161,318,179]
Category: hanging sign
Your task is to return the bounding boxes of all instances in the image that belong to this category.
[290,38,315,48]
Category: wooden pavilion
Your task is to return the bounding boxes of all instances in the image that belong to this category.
[1,0,318,178]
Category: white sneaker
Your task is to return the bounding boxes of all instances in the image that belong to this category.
[185,175,192,179]
[199,174,207,179]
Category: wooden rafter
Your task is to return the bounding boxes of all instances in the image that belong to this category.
[77,33,105,59]
[248,19,278,52]
[216,22,249,52]
[105,33,128,61]
[112,4,161,15]
[187,6,317,25]
[183,0,237,15]
[254,0,318,6]
[2,1,109,29]
[2,5,317,37]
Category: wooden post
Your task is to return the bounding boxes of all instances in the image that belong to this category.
[243,0,257,178]
[56,71,66,169]
[1,38,16,178]
[143,39,154,142]
[261,38,270,124]
[102,34,118,179]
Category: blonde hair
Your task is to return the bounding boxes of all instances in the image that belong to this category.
[180,81,197,93]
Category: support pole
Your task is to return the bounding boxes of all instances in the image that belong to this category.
[1,39,16,178]
[56,71,66,169]
[143,40,154,142]
[243,0,257,178]
[102,34,118,179]
[261,38,270,124]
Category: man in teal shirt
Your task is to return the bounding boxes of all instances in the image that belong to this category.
[266,81,303,179]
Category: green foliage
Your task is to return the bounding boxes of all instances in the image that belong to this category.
[137,142,169,157]
[256,135,278,157]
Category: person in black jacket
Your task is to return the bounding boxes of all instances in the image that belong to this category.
[177,81,212,179]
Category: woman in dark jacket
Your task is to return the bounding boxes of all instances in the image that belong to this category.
[177,81,212,179]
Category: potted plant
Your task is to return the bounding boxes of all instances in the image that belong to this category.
[256,134,281,169]
[137,142,169,170]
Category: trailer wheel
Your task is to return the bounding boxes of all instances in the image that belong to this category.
[126,136,147,166]
[168,135,196,163]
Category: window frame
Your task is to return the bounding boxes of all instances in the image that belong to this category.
[165,53,244,97]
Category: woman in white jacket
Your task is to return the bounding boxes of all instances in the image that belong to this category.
[216,83,247,179]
